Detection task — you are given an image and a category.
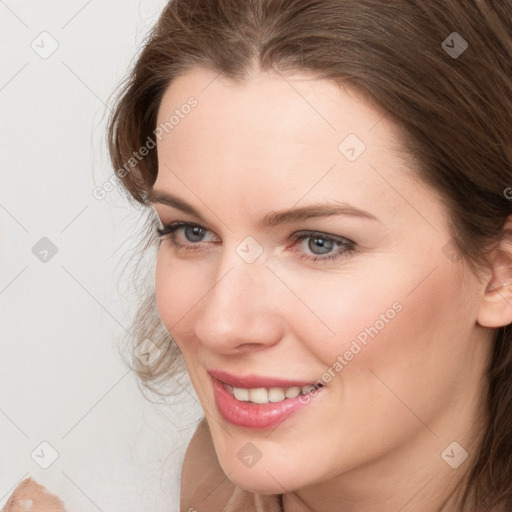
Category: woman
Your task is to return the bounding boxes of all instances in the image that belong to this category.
[6,1,511,511]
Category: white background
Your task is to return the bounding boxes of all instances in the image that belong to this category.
[0,1,203,510]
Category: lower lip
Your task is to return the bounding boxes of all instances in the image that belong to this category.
[211,376,323,429]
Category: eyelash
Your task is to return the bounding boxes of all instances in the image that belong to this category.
[155,221,356,264]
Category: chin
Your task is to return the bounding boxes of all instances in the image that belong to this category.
[222,463,305,495]
[228,477,285,495]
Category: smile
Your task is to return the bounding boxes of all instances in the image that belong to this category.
[209,370,325,429]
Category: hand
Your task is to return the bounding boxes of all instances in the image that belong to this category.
[2,478,67,512]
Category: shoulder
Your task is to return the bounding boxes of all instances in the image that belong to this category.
[2,477,67,512]
[180,417,238,511]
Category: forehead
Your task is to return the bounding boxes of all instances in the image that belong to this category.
[156,66,393,149]
[153,67,442,231]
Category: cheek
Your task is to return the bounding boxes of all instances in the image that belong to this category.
[303,256,475,431]
[272,259,409,369]
[285,248,474,416]
[286,243,466,365]
[154,252,205,347]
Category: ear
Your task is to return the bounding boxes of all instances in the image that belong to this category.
[477,217,512,328]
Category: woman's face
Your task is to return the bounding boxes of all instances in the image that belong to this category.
[151,67,491,497]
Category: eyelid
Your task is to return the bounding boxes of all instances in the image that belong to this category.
[156,221,219,240]
[154,213,218,236]
[289,229,354,244]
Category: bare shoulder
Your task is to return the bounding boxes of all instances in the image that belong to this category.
[180,417,237,511]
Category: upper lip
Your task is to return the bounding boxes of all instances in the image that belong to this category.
[209,369,321,389]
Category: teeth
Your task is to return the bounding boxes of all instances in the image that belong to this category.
[249,388,268,404]
[268,388,285,402]
[233,387,249,401]
[231,384,319,404]
[285,386,301,398]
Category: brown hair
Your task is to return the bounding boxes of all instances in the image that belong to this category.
[107,1,512,509]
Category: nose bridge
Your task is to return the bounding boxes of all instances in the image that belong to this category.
[206,245,266,321]
[213,235,270,305]
[214,259,256,312]
[194,241,282,349]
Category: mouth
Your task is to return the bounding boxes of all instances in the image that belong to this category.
[209,369,325,429]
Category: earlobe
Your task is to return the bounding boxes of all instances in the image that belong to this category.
[477,220,512,328]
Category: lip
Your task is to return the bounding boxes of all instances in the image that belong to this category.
[209,371,324,429]
[209,369,319,389]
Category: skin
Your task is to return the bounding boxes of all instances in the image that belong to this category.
[150,66,511,511]
[3,478,67,512]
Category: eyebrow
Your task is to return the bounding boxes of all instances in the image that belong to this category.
[147,189,379,226]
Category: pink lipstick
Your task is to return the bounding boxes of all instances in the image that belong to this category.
[210,370,324,429]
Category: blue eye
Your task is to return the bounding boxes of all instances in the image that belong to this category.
[306,236,335,254]
[290,231,355,263]
[156,222,356,263]
[180,225,207,242]
[156,222,209,242]
[156,222,217,250]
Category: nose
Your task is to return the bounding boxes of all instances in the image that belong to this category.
[193,252,284,353]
